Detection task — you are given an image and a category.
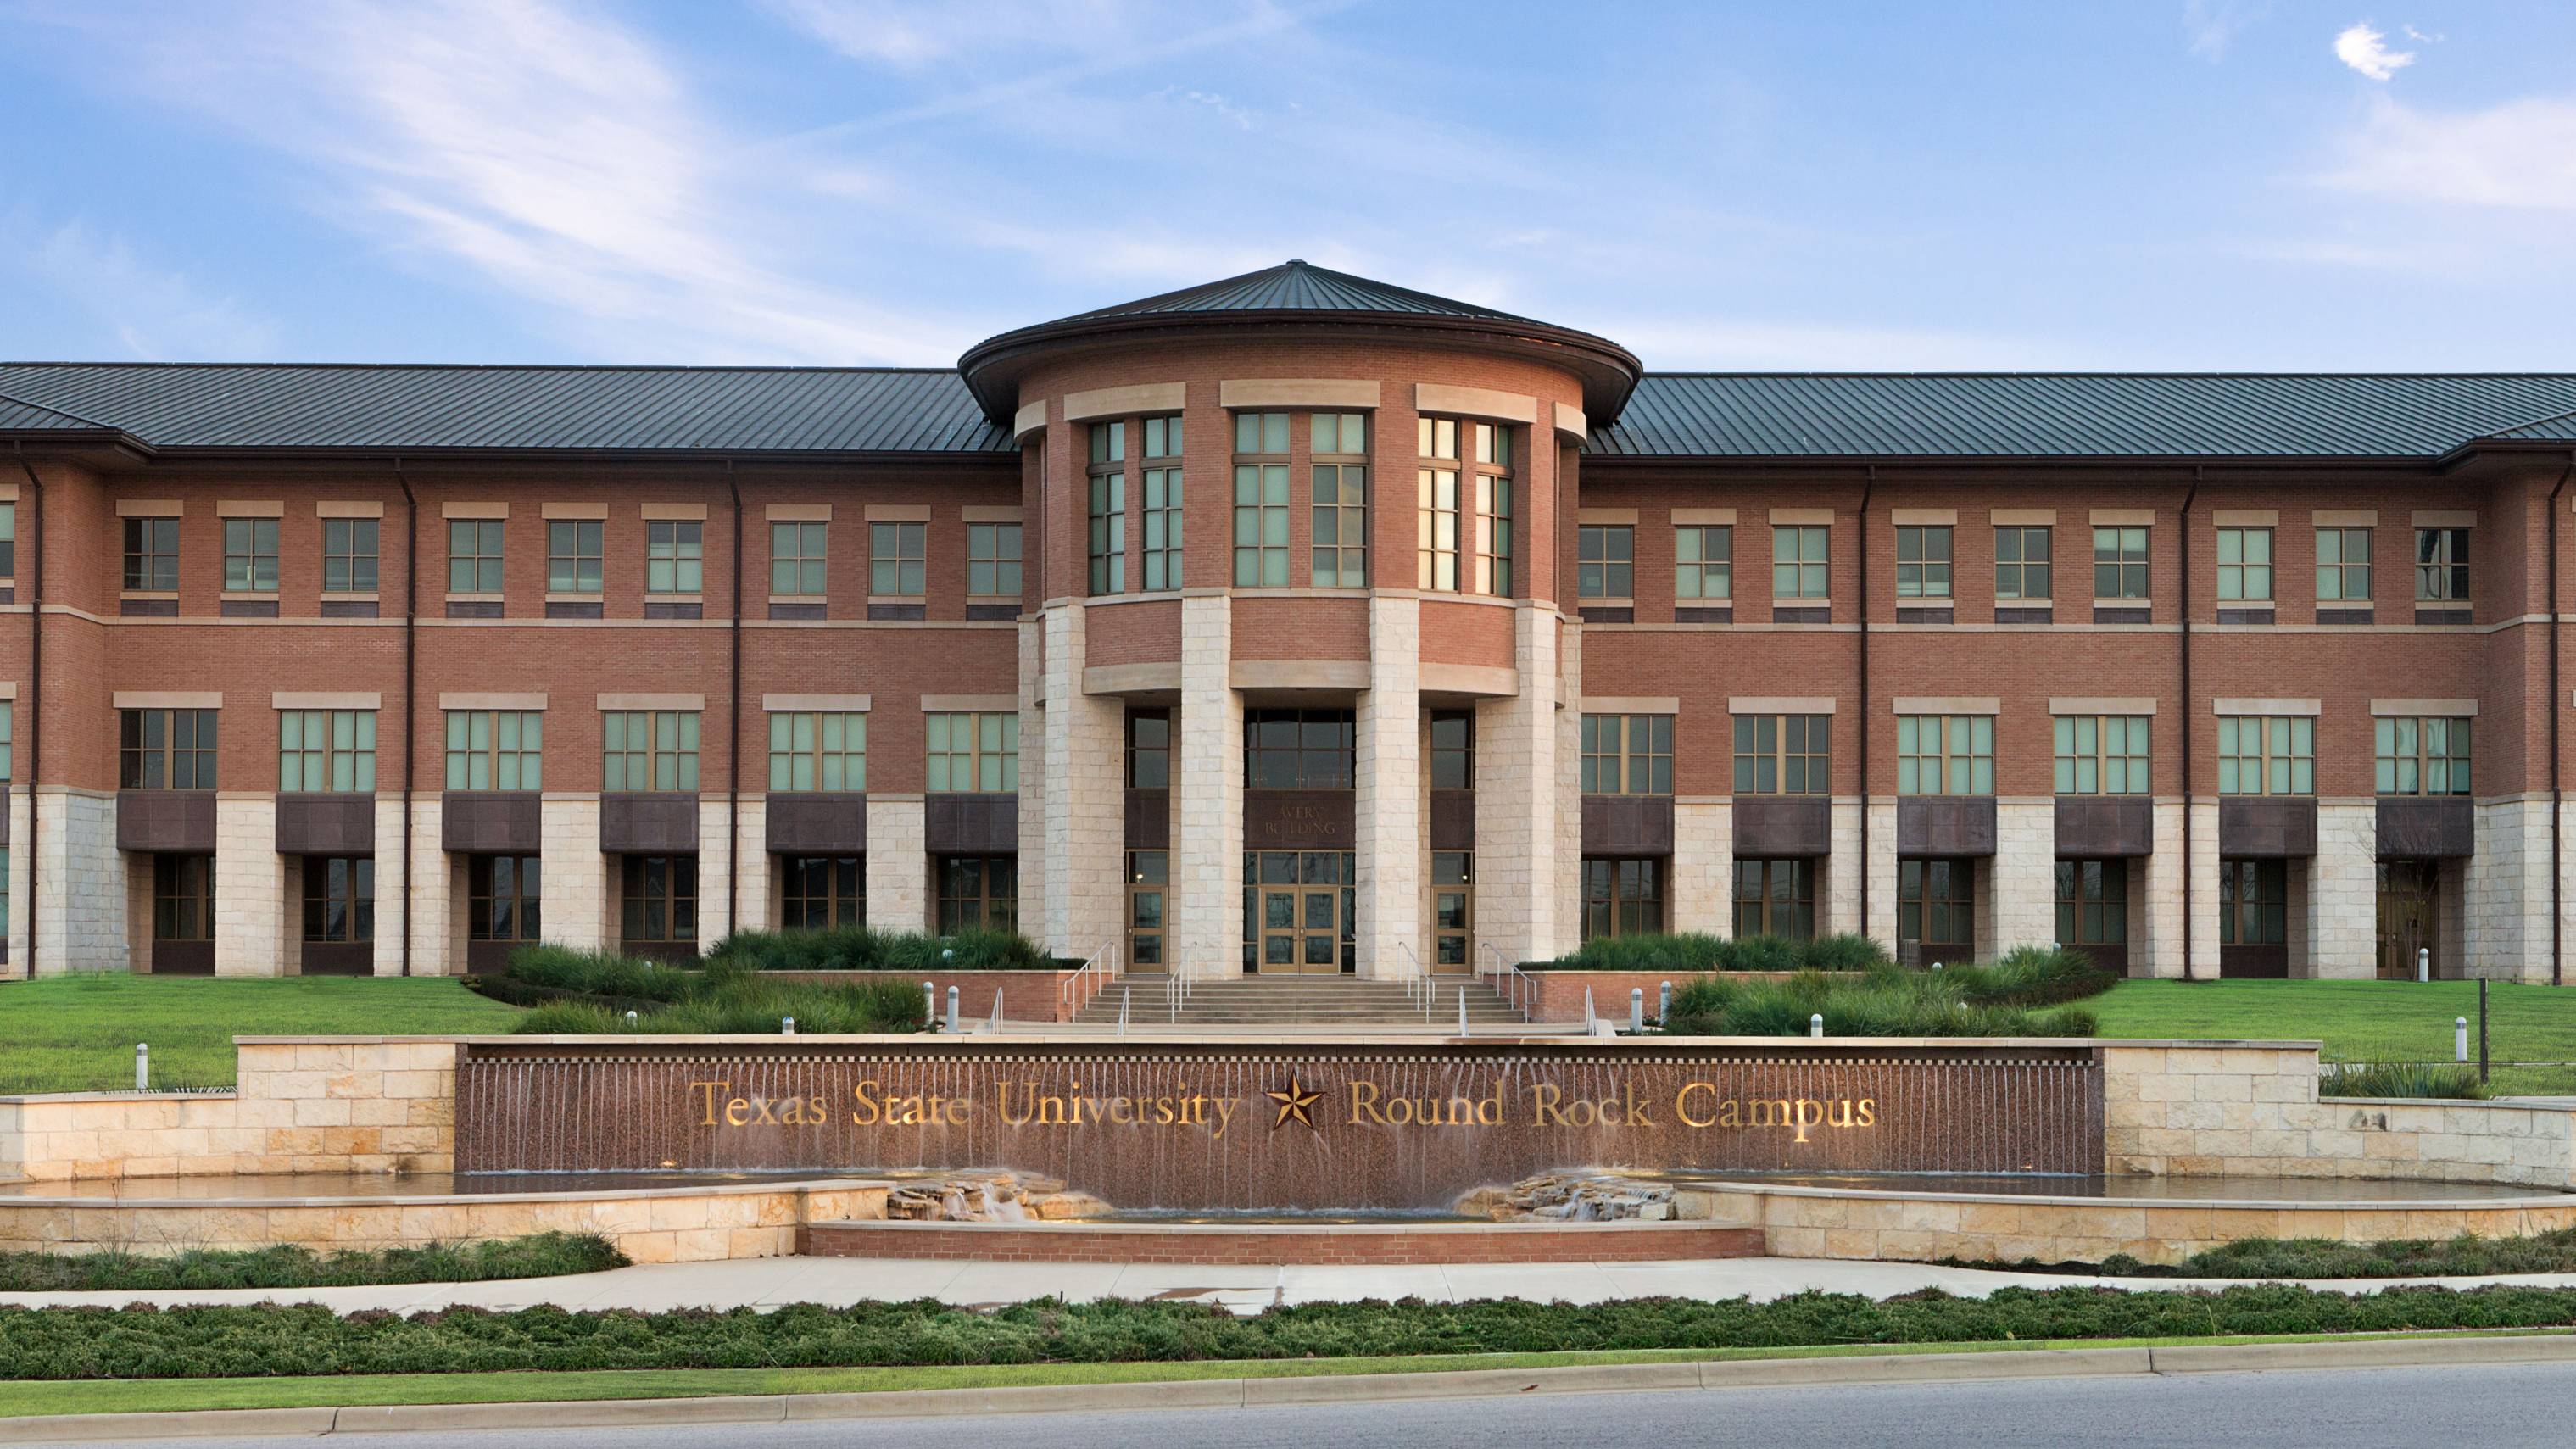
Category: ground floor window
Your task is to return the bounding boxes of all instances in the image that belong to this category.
[1128,850,1166,967]
[621,855,698,953]
[1898,858,1973,964]
[2055,859,2127,945]
[2218,859,2286,945]
[301,856,373,944]
[782,855,864,929]
[936,855,1017,933]
[154,853,215,942]
[1430,850,1472,968]
[469,855,543,942]
[1579,857,1664,942]
[1732,858,1815,940]
[2377,860,2439,980]
[1243,850,1353,973]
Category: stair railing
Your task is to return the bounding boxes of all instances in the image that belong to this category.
[985,988,1005,1035]
[1478,940,1538,1023]
[1059,938,1119,1021]
[1397,941,1432,1019]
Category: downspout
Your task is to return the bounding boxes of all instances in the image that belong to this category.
[1856,466,1875,942]
[2549,454,2573,986]
[725,460,742,940]
[396,458,416,977]
[9,445,41,978]
[2179,467,2201,982]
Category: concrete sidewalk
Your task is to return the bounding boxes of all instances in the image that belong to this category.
[10,1254,2576,1316]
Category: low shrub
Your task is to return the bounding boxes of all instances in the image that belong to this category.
[1659,950,2111,1039]
[501,950,928,1035]
[0,1234,626,1293]
[702,927,1054,973]
[1958,1227,2576,1279]
[2320,1058,2491,1100]
[1542,933,1894,973]
[499,945,695,1003]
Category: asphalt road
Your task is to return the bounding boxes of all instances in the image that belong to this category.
[39,1361,2576,1449]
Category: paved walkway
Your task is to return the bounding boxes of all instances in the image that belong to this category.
[10,1255,2576,1316]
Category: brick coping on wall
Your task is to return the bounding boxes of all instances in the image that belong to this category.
[800,1218,1766,1265]
[1676,1180,2576,1213]
[231,1033,2328,1050]
[0,1176,895,1207]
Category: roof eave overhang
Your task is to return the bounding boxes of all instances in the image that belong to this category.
[1579,450,2455,472]
[3,430,156,466]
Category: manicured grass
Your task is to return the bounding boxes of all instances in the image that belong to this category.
[0,975,521,1095]
[2092,979,2576,1073]
[0,1234,623,1292]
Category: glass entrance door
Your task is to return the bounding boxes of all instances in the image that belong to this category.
[1430,850,1473,973]
[1244,850,1353,973]
[2377,861,2439,980]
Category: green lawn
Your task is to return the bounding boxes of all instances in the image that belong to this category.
[2093,978,2576,1090]
[0,975,521,1095]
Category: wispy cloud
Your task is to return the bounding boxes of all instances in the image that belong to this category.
[3,215,278,360]
[2183,0,2267,61]
[2333,22,2414,81]
[2324,94,2576,212]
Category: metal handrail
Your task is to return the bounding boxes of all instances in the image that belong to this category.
[1059,938,1118,1020]
[984,989,1005,1036]
[1478,940,1537,1023]
[1396,941,1433,1018]
[1164,971,1193,1022]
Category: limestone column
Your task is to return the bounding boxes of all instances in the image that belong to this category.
[2310,800,2378,978]
[1355,596,1422,978]
[1039,604,1124,962]
[2137,798,2188,978]
[213,795,286,977]
[1476,603,1569,965]
[1860,800,1897,946]
[1670,797,1732,935]
[2187,796,2222,978]
[375,793,449,976]
[538,796,609,951]
[733,794,772,933]
[1014,617,1047,948]
[864,794,927,932]
[2465,800,2547,982]
[34,788,126,974]
[4,788,30,978]
[1170,594,1241,978]
[1991,798,2056,955]
[694,798,735,955]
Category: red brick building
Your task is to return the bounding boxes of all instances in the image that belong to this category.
[3,260,2572,982]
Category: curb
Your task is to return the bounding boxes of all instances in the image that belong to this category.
[9,1335,2576,1440]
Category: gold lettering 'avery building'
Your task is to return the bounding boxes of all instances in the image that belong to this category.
[7,259,2576,984]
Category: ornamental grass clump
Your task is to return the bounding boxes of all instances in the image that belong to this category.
[701,927,1053,973]
[1659,946,2111,1039]
[1543,932,1893,973]
[504,953,928,1035]
[2320,1057,2490,1100]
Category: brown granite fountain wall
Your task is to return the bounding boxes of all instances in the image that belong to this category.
[454,1039,2103,1210]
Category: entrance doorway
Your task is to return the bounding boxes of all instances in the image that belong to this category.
[1897,857,1974,967]
[2377,861,2440,980]
[1430,851,1472,973]
[1243,850,1353,973]
[1128,850,1167,971]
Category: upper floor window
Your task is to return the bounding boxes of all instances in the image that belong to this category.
[0,500,16,577]
[2415,527,2469,602]
[772,521,827,597]
[1897,714,1993,796]
[968,522,1023,599]
[927,711,1018,793]
[1127,709,1170,787]
[869,521,926,597]
[1417,417,1460,593]
[448,519,503,594]
[1430,710,1474,789]
[2216,527,2272,603]
[124,517,179,592]
[1474,422,1512,595]
[444,710,543,790]
[646,521,702,594]
[1772,525,1829,599]
[1732,714,1828,795]
[2376,716,2469,797]
[2054,715,2149,794]
[768,711,866,792]
[279,710,376,793]
[324,519,379,594]
[120,708,217,789]
[2217,716,2313,796]
[2093,526,2148,599]
[1676,525,1731,601]
[1088,421,1126,595]
[1995,526,2050,600]
[2317,527,2372,601]
[1580,713,1673,795]
[603,710,700,792]
[547,520,603,594]
[0,701,11,783]
[1244,707,1354,789]
[1142,416,1182,591]
[1894,525,1951,599]
[1231,411,1291,587]
[1311,411,1367,588]
[222,518,278,593]
[1577,524,1633,599]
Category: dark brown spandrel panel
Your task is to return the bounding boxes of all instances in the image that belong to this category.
[1672,606,1731,624]
[644,602,702,620]
[924,794,1018,854]
[446,600,503,619]
[276,794,377,855]
[1772,605,1830,624]
[1125,788,1170,850]
[769,602,827,621]
[1993,606,2052,624]
[2054,797,2154,858]
[320,599,379,619]
[120,598,178,617]
[2218,797,2317,857]
[767,794,868,855]
[118,790,216,853]
[298,943,373,975]
[1581,794,1675,856]
[600,794,701,854]
[1896,797,1997,856]
[150,941,214,975]
[1578,605,1633,624]
[966,603,1019,621]
[545,600,603,620]
[1733,797,1830,857]
[220,599,280,618]
[2377,796,2473,859]
[1244,790,1356,850]
[443,792,542,854]
[2092,605,2149,625]
[1429,789,1475,851]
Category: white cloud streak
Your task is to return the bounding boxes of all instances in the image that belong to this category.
[4,216,279,360]
[2333,22,2414,81]
[2325,94,2576,212]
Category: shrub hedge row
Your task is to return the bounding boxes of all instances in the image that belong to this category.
[1542,933,1890,973]
[1965,1227,2576,1280]
[0,1235,626,1293]
[1659,945,2116,1038]
[703,928,1058,973]
[496,950,928,1035]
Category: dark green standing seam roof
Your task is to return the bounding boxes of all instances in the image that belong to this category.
[1046,258,1550,326]
[0,391,112,432]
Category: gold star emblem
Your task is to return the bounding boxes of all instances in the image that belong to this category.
[1266,1075,1323,1129]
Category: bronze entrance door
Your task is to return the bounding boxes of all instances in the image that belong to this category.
[1246,850,1353,973]
[1430,850,1473,973]
[2378,861,2439,980]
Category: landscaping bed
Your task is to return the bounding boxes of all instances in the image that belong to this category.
[0,1234,627,1293]
[492,949,928,1034]
[1657,945,2116,1037]
[1957,1228,2576,1279]
[1539,933,1889,973]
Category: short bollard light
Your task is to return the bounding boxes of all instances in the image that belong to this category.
[2418,946,2431,984]
[1659,979,1672,1021]
[2456,1017,2470,1063]
[1931,961,1943,973]
[1631,987,1645,1034]
[782,1016,796,1036]
[1810,1012,1825,1039]
[923,980,936,1026]
[134,1043,149,1091]
[624,1010,639,1026]
[947,984,962,1034]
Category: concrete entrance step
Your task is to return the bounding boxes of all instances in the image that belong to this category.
[1069,974,1530,1028]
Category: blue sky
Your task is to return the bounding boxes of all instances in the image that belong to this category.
[3,1,2573,371]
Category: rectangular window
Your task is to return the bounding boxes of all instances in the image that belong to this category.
[1995,525,2050,599]
[1089,418,1126,466]
[926,711,1018,792]
[443,710,544,790]
[620,855,697,946]
[1898,859,1974,959]
[469,855,542,943]
[936,855,1018,933]
[869,521,926,596]
[0,700,10,783]
[2053,715,2149,794]
[781,856,863,929]
[0,499,15,577]
[1231,411,1291,587]
[1242,708,1356,789]
[1676,525,1731,600]
[2375,716,2470,796]
[154,854,216,943]
[448,519,504,594]
[323,519,378,594]
[278,710,376,793]
[1144,414,1182,460]
[1733,858,1815,941]
[2220,858,2288,945]
[2055,860,2129,947]
[1577,524,1633,599]
[1580,858,1664,942]
[2216,526,2272,602]
[1312,410,1367,588]
[602,710,700,792]
[2415,527,2469,601]
[301,856,374,944]
[2216,716,2315,795]
[222,518,278,593]
[2316,527,2372,601]
[1732,714,1830,795]
[1580,713,1674,794]
[1772,524,1829,599]
[1127,709,1170,788]
[1088,472,1125,594]
[1896,714,1993,795]
[123,517,179,591]
[1140,429,1181,590]
[1415,418,1458,594]
[1430,710,1474,790]
[646,520,702,594]
[120,709,218,789]
[772,521,827,597]
[2093,526,2148,599]
[1475,422,1513,596]
[767,711,867,792]
[546,520,602,594]
[1894,525,1951,599]
[967,522,1023,599]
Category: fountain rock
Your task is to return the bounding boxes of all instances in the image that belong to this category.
[882,1171,1111,1223]
[1456,1171,1679,1223]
